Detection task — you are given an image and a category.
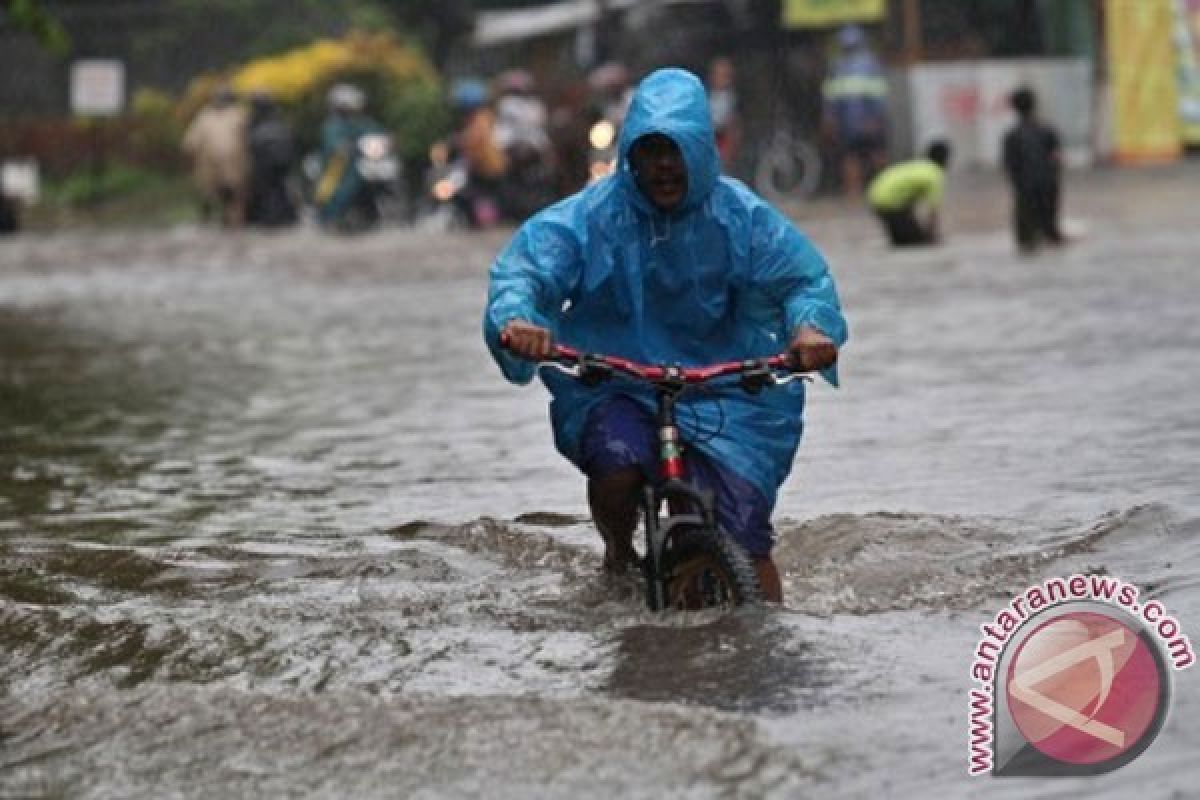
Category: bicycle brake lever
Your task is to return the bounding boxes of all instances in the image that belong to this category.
[541,361,581,378]
[578,356,613,386]
[739,361,774,394]
[537,357,612,385]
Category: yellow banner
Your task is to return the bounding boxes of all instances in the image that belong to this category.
[782,0,885,29]
[1106,0,1182,162]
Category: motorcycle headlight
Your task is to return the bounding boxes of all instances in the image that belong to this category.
[432,178,457,202]
[358,134,392,160]
[589,120,616,151]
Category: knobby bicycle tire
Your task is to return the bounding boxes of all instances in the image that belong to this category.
[652,524,763,610]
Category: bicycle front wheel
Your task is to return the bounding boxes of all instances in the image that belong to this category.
[656,525,763,610]
[753,134,821,204]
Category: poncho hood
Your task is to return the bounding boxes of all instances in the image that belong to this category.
[617,68,719,214]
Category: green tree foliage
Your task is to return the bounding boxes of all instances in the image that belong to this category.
[373,0,475,68]
[173,0,385,58]
[126,0,384,85]
[3,0,70,54]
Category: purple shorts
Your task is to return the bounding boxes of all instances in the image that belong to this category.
[579,395,775,556]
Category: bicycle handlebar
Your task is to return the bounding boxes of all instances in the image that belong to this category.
[499,331,803,387]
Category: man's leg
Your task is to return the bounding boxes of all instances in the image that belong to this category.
[879,208,929,247]
[1036,182,1065,244]
[753,557,783,603]
[685,452,784,603]
[876,209,902,246]
[587,468,643,572]
[1014,191,1039,252]
[579,396,657,573]
[841,152,864,198]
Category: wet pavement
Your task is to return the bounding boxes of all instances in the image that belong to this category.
[1,163,1199,798]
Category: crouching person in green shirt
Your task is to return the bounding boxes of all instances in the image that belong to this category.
[866,140,951,247]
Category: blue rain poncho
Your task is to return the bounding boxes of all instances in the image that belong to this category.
[483,68,847,507]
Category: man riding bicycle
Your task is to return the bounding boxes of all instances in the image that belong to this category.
[483,68,847,602]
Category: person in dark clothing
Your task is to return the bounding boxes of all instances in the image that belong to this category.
[0,192,18,234]
[246,91,298,228]
[1002,87,1064,253]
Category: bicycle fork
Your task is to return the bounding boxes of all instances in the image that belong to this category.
[642,389,718,610]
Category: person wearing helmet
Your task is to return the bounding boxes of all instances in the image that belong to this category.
[450,78,507,188]
[328,83,365,116]
[493,69,549,157]
[492,69,555,221]
[442,77,507,227]
[451,78,489,114]
[313,83,383,227]
[484,69,847,602]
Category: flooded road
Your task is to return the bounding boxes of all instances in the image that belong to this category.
[2,165,1199,798]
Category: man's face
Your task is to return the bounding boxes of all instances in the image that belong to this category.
[629,134,687,212]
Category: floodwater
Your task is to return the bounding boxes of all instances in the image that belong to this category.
[2,165,1199,798]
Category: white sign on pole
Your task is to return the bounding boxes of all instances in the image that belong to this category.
[70,59,125,116]
[1,159,41,203]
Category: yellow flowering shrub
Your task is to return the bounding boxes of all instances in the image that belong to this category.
[128,88,184,166]
[223,31,436,101]
[179,31,447,160]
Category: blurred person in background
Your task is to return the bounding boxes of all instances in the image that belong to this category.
[1002,86,1065,254]
[313,83,382,227]
[452,77,506,227]
[451,79,505,180]
[245,90,297,228]
[866,140,952,247]
[821,24,889,199]
[581,61,634,187]
[182,86,250,227]
[492,69,556,221]
[493,69,550,162]
[589,61,634,132]
[548,81,592,197]
[706,56,741,169]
